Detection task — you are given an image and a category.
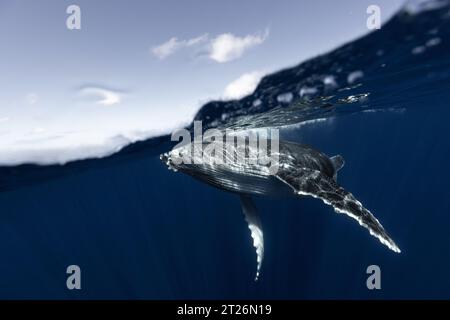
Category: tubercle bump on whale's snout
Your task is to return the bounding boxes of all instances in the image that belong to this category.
[160,152,178,172]
[160,153,168,163]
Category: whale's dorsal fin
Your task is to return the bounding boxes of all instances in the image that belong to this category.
[331,155,345,172]
[240,194,264,281]
[330,155,345,181]
[275,168,400,253]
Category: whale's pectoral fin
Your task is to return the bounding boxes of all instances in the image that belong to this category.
[240,194,264,281]
[275,168,400,253]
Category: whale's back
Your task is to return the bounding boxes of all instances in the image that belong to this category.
[278,141,337,179]
[176,140,339,197]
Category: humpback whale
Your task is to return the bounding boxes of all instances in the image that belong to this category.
[160,132,400,280]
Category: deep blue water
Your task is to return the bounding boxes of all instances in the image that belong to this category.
[1,2,450,299]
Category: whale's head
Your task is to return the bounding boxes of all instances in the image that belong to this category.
[161,136,281,176]
[160,150,180,172]
[159,152,174,170]
[160,142,194,172]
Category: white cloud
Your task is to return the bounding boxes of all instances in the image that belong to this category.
[152,34,209,59]
[152,37,179,59]
[0,130,165,166]
[152,30,268,63]
[0,117,9,123]
[79,87,122,106]
[223,71,264,100]
[186,34,209,46]
[209,30,269,63]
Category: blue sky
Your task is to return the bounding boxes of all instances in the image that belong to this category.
[0,0,405,165]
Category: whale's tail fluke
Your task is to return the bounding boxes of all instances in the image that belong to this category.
[275,168,400,253]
